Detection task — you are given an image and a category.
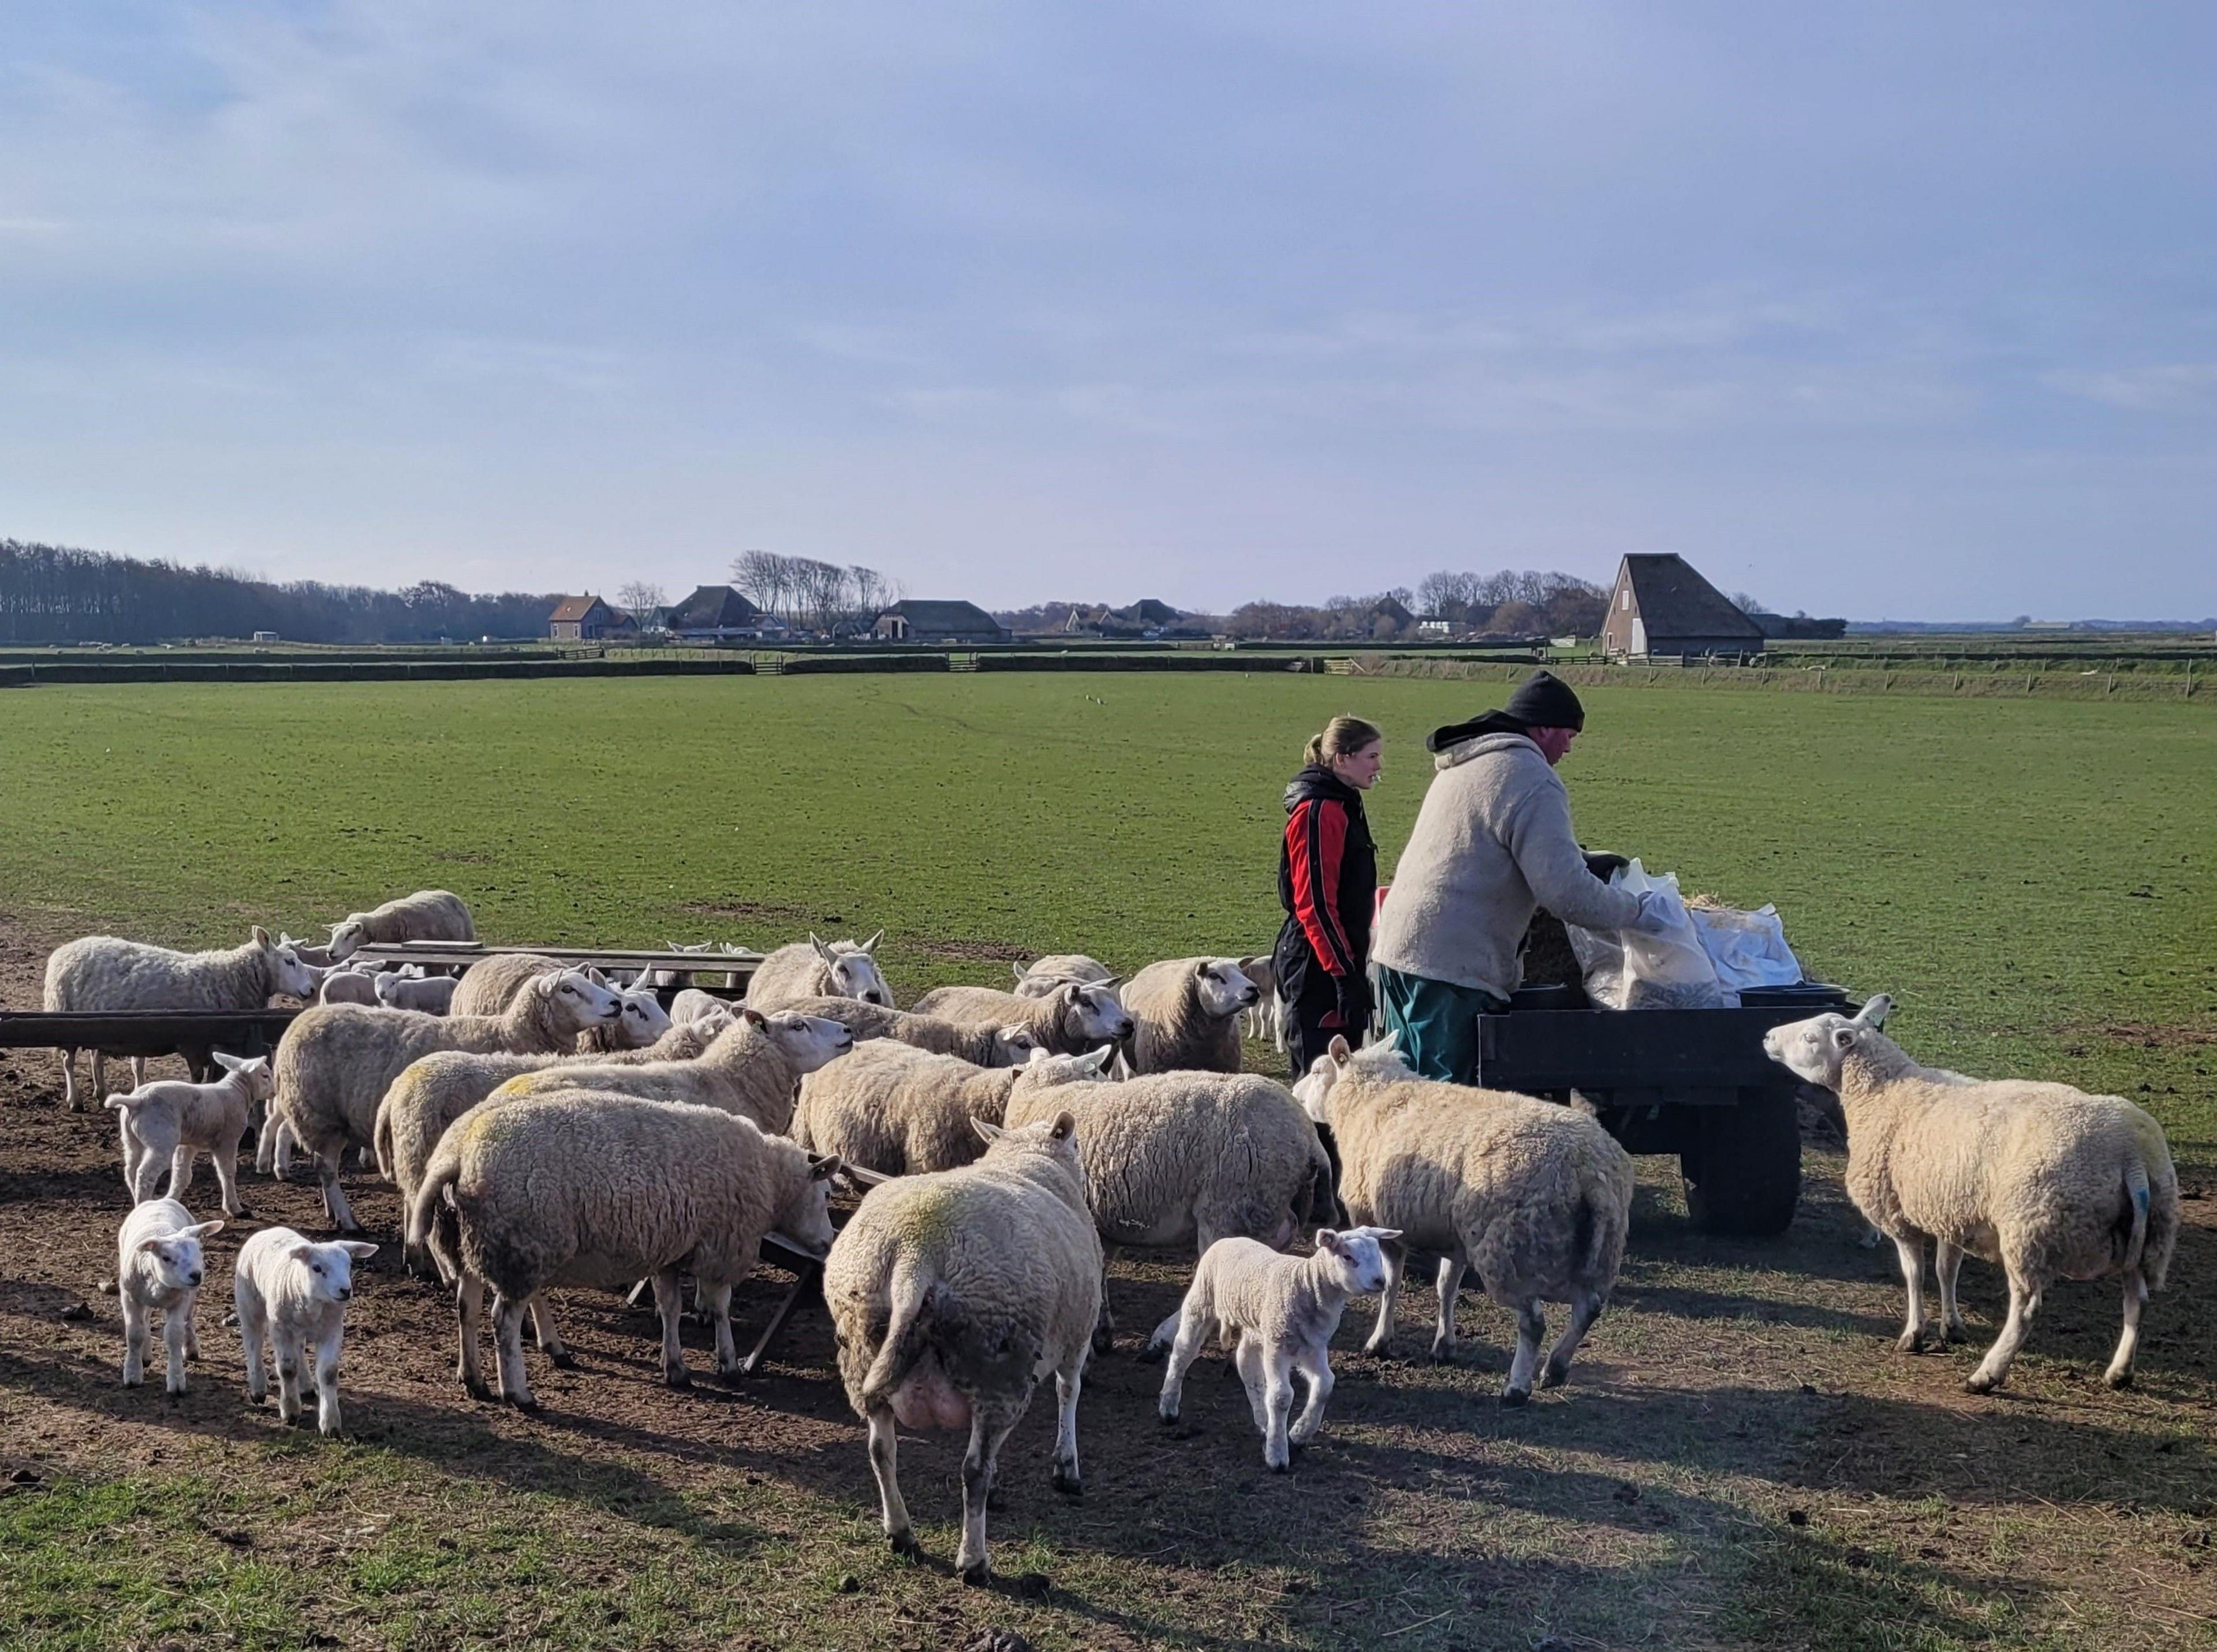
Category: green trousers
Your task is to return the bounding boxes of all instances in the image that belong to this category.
[1375,964,1509,1085]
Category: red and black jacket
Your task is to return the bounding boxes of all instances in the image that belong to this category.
[1274,764,1378,1004]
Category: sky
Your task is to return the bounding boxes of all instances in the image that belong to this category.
[3,3,2214,621]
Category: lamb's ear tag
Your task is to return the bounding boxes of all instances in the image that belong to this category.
[808,1153,843,1182]
[972,1119,1006,1145]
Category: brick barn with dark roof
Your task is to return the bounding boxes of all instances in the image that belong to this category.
[1599,555,1767,659]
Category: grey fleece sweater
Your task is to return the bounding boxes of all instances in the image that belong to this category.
[1371,731,1643,997]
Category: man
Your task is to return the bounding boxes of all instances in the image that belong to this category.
[1369,669,1669,1083]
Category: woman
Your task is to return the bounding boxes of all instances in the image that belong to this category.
[1274,715,1383,1077]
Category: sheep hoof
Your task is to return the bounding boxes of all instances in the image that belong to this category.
[1499,1387,1531,1409]
[463,1378,492,1403]
[1539,1361,1569,1390]
[1134,1339,1169,1366]
[1157,1406,1180,1426]
[548,1350,579,1371]
[1897,1330,1927,1355]
[1943,1322,1969,1345]
[2103,1367,2134,1391]
[889,1530,920,1559]
[663,1365,692,1390]
[1089,1328,1115,1357]
[1963,1371,1999,1395]
[1051,1464,1082,1497]
[1427,1343,1454,1365]
[960,1562,991,1589]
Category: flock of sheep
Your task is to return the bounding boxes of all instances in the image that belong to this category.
[46,885,2184,1585]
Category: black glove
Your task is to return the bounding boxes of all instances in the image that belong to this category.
[1582,850,1630,883]
[1334,971,1372,1034]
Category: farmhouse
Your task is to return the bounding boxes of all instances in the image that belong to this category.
[1599,554,1767,659]
[546,595,636,642]
[872,599,1010,644]
[666,585,774,644]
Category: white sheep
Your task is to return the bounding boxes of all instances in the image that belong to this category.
[43,927,319,1109]
[1120,956,1260,1074]
[1294,1033,1634,1406]
[1011,954,1115,998]
[793,1040,1046,1175]
[1158,1227,1398,1470]
[104,1052,273,1216]
[271,969,623,1231]
[373,971,458,1015]
[316,964,386,1008]
[1005,1050,1337,1352]
[775,995,1040,1067]
[824,1112,1100,1584]
[408,1091,842,1405]
[324,888,476,962]
[667,986,734,1025]
[1764,995,2179,1392]
[487,1007,853,1135]
[115,1198,223,1393]
[278,933,339,969]
[233,1226,377,1434]
[909,980,1135,1056]
[746,932,893,1009]
[1236,954,1279,1046]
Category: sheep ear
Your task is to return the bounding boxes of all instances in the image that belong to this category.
[1099,976,1123,992]
[211,1051,245,1071]
[807,1152,844,1182]
[1048,1110,1078,1142]
[1856,993,1893,1028]
[287,1243,320,1265]
[339,1241,378,1259]
[740,1007,768,1027]
[584,966,609,986]
[1832,1026,1857,1051]
[252,925,272,947]
[837,1162,887,1188]
[1012,963,1028,984]
[1370,1227,1404,1243]
[1313,1228,1342,1254]
[135,1235,173,1257]
[973,1119,1007,1144]
[1327,1035,1352,1061]
[861,930,883,954]
[183,1220,225,1240]
[1086,1045,1116,1074]
[809,932,835,965]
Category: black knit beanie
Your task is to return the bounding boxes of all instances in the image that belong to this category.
[1503,669,1584,731]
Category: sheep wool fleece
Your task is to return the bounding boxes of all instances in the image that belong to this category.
[1371,732,1642,1000]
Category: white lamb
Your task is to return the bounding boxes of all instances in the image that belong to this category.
[115,1198,223,1393]
[104,1052,273,1216]
[374,971,458,1014]
[747,932,893,1009]
[234,1226,378,1435]
[317,966,384,1008]
[1764,995,2179,1392]
[1158,1227,1398,1470]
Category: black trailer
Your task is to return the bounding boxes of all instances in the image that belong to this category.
[1474,982,1853,1236]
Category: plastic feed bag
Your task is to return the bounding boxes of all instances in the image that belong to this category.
[1565,860,1732,1010]
[1689,903,1803,992]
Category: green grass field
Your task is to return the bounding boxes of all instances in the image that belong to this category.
[2,673,2213,1652]
[3,672,2211,1161]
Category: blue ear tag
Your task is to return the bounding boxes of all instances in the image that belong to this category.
[2136,1186,2150,1214]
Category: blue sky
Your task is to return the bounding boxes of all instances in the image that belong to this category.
[3,3,2212,618]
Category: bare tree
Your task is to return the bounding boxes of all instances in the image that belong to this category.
[617,580,666,617]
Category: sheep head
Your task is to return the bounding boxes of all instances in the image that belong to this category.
[1761,995,1895,1087]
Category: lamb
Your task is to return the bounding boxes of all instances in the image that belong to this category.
[373,970,459,1015]
[317,967,385,1008]
[407,1092,842,1405]
[824,1112,1100,1583]
[745,932,893,1009]
[1120,956,1260,1074]
[1236,954,1279,1046]
[1011,954,1115,998]
[104,1052,274,1216]
[1764,995,2178,1392]
[775,995,1041,1067]
[668,986,734,1025]
[1003,1051,1337,1352]
[486,1007,853,1135]
[1157,1227,1398,1470]
[115,1198,223,1393]
[1293,1033,1635,1406]
[43,927,319,1109]
[793,1040,1047,1175]
[909,979,1135,1057]
[324,888,475,962]
[271,968,623,1231]
[233,1225,377,1434]
[278,933,339,969]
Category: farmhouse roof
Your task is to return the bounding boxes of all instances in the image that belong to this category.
[548,595,606,623]
[1617,555,1765,641]
[879,599,1003,633]
[666,585,763,629]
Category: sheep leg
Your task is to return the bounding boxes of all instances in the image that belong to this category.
[161,1302,192,1396]
[2103,1273,2149,1390]
[1891,1234,1931,1353]
[1363,1241,1407,1356]
[114,1111,141,1196]
[1091,1247,1119,1356]
[273,1325,306,1425]
[1233,1335,1272,1433]
[238,1298,268,1404]
[866,1408,918,1557]
[493,1295,538,1409]
[61,1049,80,1112]
[312,1326,344,1436]
[315,1141,362,1234]
[1051,1357,1086,1494]
[1502,1301,1547,1407]
[525,1294,573,1368]
[1431,1255,1466,1361]
[704,1280,742,1380]
[1157,1308,1211,1422]
[130,1140,166,1206]
[167,1145,195,1202]
[130,1056,147,1089]
[1965,1272,2041,1394]
[1287,1344,1334,1446]
[211,1136,248,1219]
[455,1274,491,1400]
[956,1407,1022,1585]
[1541,1288,1604,1389]
[651,1270,691,1388]
[1934,1241,1970,1342]
[91,1051,106,1100]
[184,1310,200,1362]
[120,1293,148,1386]
[1260,1349,1297,1472]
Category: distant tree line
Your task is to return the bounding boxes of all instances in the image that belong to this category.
[1221,569,1607,642]
[729,551,901,632]
[0,539,559,645]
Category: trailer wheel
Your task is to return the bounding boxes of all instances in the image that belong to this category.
[1680,1087,1801,1236]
